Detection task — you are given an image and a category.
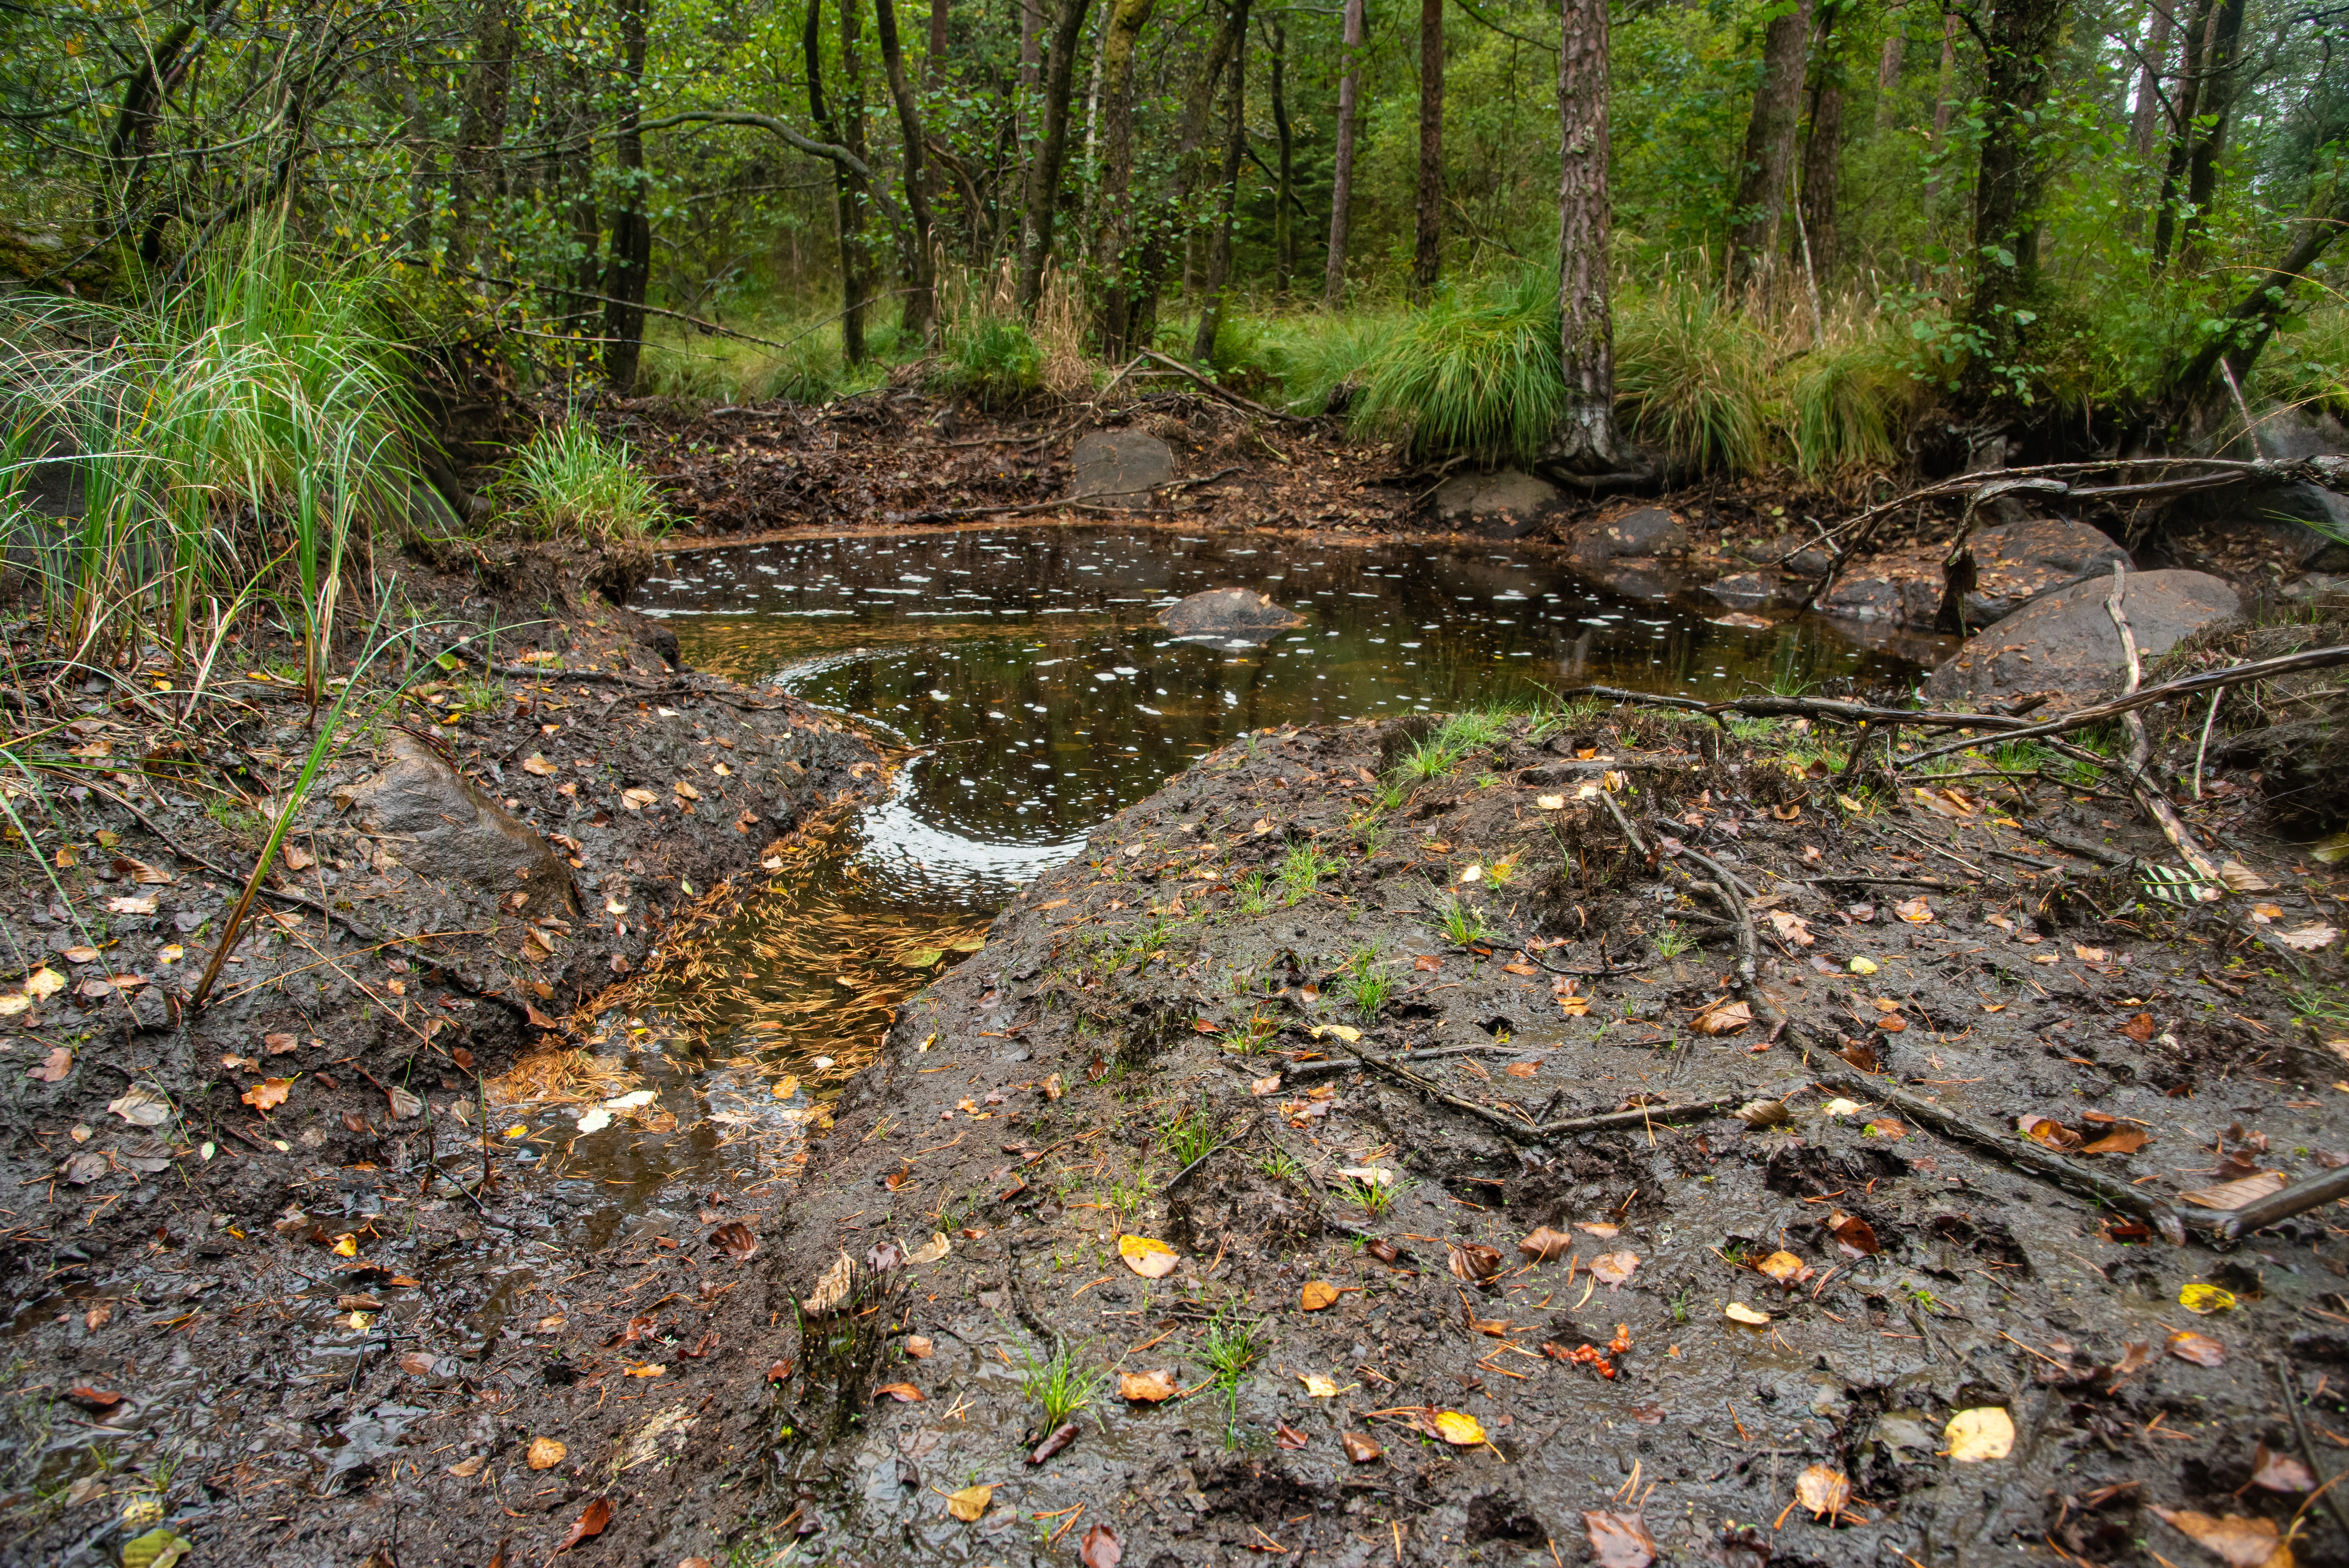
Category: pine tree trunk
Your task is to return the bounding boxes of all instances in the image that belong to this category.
[1726,0,1811,298]
[807,0,871,364]
[928,0,950,79]
[1191,9,1249,360]
[1873,25,1903,130]
[873,0,938,340]
[449,0,518,270]
[1929,9,1958,143]
[1963,0,2066,397]
[2128,0,2174,160]
[1412,0,1444,301]
[1541,0,1623,476]
[1091,0,1160,356]
[602,0,652,392]
[1798,44,1845,286]
[1017,0,1097,310]
[1322,0,1365,309]
[1271,22,1294,296]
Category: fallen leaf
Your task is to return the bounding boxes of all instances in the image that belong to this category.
[1588,1250,1640,1287]
[874,1382,924,1402]
[527,1437,567,1470]
[1120,1369,1179,1402]
[1080,1522,1123,1568]
[620,787,658,811]
[1724,1303,1771,1324]
[2080,1125,2150,1154]
[2019,1115,2081,1151]
[1693,999,1752,1036]
[1894,897,1934,924]
[2164,1329,2226,1368]
[1273,1420,1310,1450]
[2219,859,2274,892]
[107,1087,170,1126]
[2180,1281,2240,1314]
[2121,1011,2158,1042]
[1767,910,1815,947]
[2073,944,2107,962]
[904,1231,950,1266]
[802,1251,855,1315]
[946,1483,993,1522]
[2150,1506,2292,1568]
[554,1497,612,1555]
[1249,1073,1282,1096]
[447,1455,486,1477]
[1830,1214,1881,1256]
[29,1046,71,1083]
[1118,1234,1179,1278]
[64,1385,122,1412]
[1414,955,1442,972]
[1792,1463,1853,1522]
[1944,1407,2015,1461]
[2249,1441,2316,1493]
[1340,1431,1383,1463]
[387,1085,421,1120]
[712,1221,759,1260]
[522,754,558,777]
[1576,1221,1620,1237]
[1504,1060,1538,1076]
[1298,1372,1340,1398]
[105,896,156,916]
[281,846,312,871]
[624,1363,665,1378]
[1583,1509,1657,1568]
[1433,1410,1486,1446]
[262,1032,298,1054]
[1755,1250,1805,1282]
[241,1078,290,1112]
[2279,923,2339,951]
[2178,1172,2288,1210]
[1847,955,1878,976]
[1301,1280,1342,1310]
[1518,1225,1573,1262]
[24,968,67,998]
[1447,1242,1503,1282]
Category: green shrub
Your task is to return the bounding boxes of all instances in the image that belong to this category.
[505,419,670,542]
[938,315,1041,408]
[1614,281,1771,474]
[1349,269,1566,465]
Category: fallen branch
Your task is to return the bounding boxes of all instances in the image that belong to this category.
[1530,1096,1741,1138]
[2104,561,2222,881]
[1135,347,1310,423]
[2194,1165,2349,1242]
[1340,1040,1549,1144]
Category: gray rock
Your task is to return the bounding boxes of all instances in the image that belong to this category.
[1431,469,1566,539]
[1957,516,2129,627]
[2231,483,2349,572]
[1706,573,1784,608]
[1157,587,1306,642]
[1069,431,1174,509]
[1567,506,1688,563]
[346,733,579,912]
[1819,574,1939,626]
[1924,568,2240,707]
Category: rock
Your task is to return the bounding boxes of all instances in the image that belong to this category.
[1924,568,2240,707]
[1955,516,2130,627]
[1706,573,1785,608]
[1069,431,1174,509]
[1819,574,1939,625]
[345,734,580,912]
[1431,469,1566,539]
[1157,588,1306,641]
[1567,506,1688,564]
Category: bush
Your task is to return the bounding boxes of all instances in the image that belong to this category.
[937,314,1041,408]
[1613,281,1771,474]
[1787,319,1914,478]
[504,419,671,542]
[1349,269,1565,465]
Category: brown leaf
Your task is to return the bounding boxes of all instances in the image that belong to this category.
[1518,1225,1573,1262]
[1340,1432,1383,1463]
[1119,1369,1178,1402]
[1413,955,1442,972]
[398,1351,436,1377]
[1792,1463,1854,1522]
[1838,1038,1880,1072]
[2121,1012,2157,1042]
[1893,897,1934,924]
[2167,1330,2227,1368]
[262,1032,298,1055]
[554,1498,611,1555]
[1080,1522,1124,1568]
[1446,1242,1502,1282]
[1692,999,1753,1036]
[2249,1442,2317,1493]
[945,1484,992,1522]
[1366,1238,1401,1264]
[1874,1012,1908,1033]
[711,1221,758,1260]
[2018,1115,2081,1151]
[64,1385,122,1412]
[1830,1214,1880,1256]
[2178,1171,2289,1210]
[2149,1506,2292,1568]
[1274,1421,1310,1450]
[1028,1420,1079,1463]
[873,1382,925,1403]
[241,1077,290,1112]
[29,1046,71,1083]
[1755,1250,1805,1283]
[904,1335,933,1360]
[1588,1250,1640,1287]
[1503,1060,1538,1077]
[2082,1126,2151,1155]
[1583,1510,1657,1568]
[1301,1280,1342,1310]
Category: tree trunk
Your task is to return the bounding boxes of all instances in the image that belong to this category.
[1873,22,1903,130]
[2178,0,2245,264]
[1091,0,1160,355]
[449,0,518,269]
[1323,0,1365,308]
[602,0,653,392]
[873,0,938,340]
[1412,0,1444,300]
[1962,0,2067,398]
[1021,0,1043,86]
[1016,0,1096,310]
[808,0,872,363]
[928,0,950,78]
[1191,7,1249,360]
[1930,9,1958,143]
[2165,184,2349,411]
[1540,0,1624,476]
[2128,0,2174,160]
[1270,21,1294,296]
[1726,0,1812,298]
[1797,21,1845,286]
[2151,0,2212,270]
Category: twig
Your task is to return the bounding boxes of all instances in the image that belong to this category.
[1531,1096,1741,1138]
[1283,1044,1533,1077]
[2278,1358,2349,1551]
[1135,347,1310,422]
[2191,688,2224,800]
[2104,562,2222,882]
[1164,1133,1247,1191]
[1339,1041,1552,1146]
[2197,1165,2349,1242]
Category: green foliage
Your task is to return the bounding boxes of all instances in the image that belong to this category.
[938,315,1042,408]
[505,419,671,542]
[1157,1096,1224,1167]
[1432,892,1494,947]
[1342,945,1392,1021]
[1349,270,1564,465]
[1653,922,1696,959]
[1019,1342,1102,1428]
[1279,840,1340,904]
[1615,280,1771,474]
[1201,1308,1264,1404]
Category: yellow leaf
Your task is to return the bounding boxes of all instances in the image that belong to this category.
[946,1483,993,1522]
[1311,1023,1362,1044]
[23,967,65,998]
[2180,1282,2239,1315]
[1299,1373,1340,1397]
[1754,1251,1804,1282]
[527,1436,566,1470]
[1119,1369,1178,1402]
[1944,1407,2015,1461]
[1433,1410,1486,1446]
[674,780,702,800]
[506,1124,528,1139]
[625,1363,665,1378]
[1301,1280,1342,1310]
[521,754,558,777]
[331,1233,358,1258]
[1724,1303,1771,1324]
[1847,956,1878,976]
[1118,1234,1179,1278]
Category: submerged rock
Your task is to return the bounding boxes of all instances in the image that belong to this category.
[1068,431,1174,509]
[1430,469,1566,538]
[1566,505,1688,564]
[345,732,579,911]
[1924,568,2239,707]
[1157,587,1306,641]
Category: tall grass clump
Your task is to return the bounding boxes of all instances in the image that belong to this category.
[934,258,1089,406]
[505,419,671,542]
[1613,280,1772,474]
[2250,301,2349,421]
[0,224,421,691]
[1349,269,1566,465]
[1788,320,1912,479]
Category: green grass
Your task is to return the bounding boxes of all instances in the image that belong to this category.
[1257,1146,1305,1182]
[504,418,672,542]
[1333,1174,1394,1217]
[1614,279,1771,474]
[1019,1342,1102,1429]
[1348,269,1565,466]
[1201,1308,1264,1405]
[1653,922,1696,959]
[1236,870,1271,915]
[1157,1097,1224,1167]
[1279,841,1340,905]
[937,315,1041,408]
[1432,892,1495,948]
[1343,946,1393,1021]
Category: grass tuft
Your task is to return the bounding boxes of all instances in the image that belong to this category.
[505,419,671,542]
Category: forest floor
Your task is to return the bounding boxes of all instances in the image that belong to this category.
[0,386,2344,1568]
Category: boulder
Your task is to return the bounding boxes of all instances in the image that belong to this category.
[1069,431,1175,509]
[1567,506,1688,564]
[1955,516,2130,627]
[1705,573,1786,608]
[1431,469,1567,539]
[346,733,580,912]
[1923,568,2240,707]
[1157,587,1306,641]
[1819,574,1939,626]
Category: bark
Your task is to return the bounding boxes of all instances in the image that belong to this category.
[1269,21,1294,295]
[1190,5,1249,360]
[1962,0,2067,397]
[602,0,653,392]
[2166,185,2349,410]
[1323,0,1366,308]
[873,0,938,340]
[1016,0,1096,311]
[1873,24,1903,130]
[1930,9,1958,143]
[1413,0,1445,300]
[1798,19,1846,285]
[1021,0,1043,87]
[1091,0,1160,355]
[928,0,950,78]
[2129,0,2174,160]
[1538,0,1625,477]
[2179,0,2246,264]
[807,0,872,363]
[1726,0,1812,298]
[449,0,519,269]
[2151,0,2213,269]
[103,14,205,235]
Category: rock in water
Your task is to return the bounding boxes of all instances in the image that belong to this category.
[1158,588,1306,642]
[346,733,580,911]
[1924,568,2239,707]
[1069,431,1175,509]
[1431,469,1566,538]
[1565,506,1689,564]
[1953,516,2129,628]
